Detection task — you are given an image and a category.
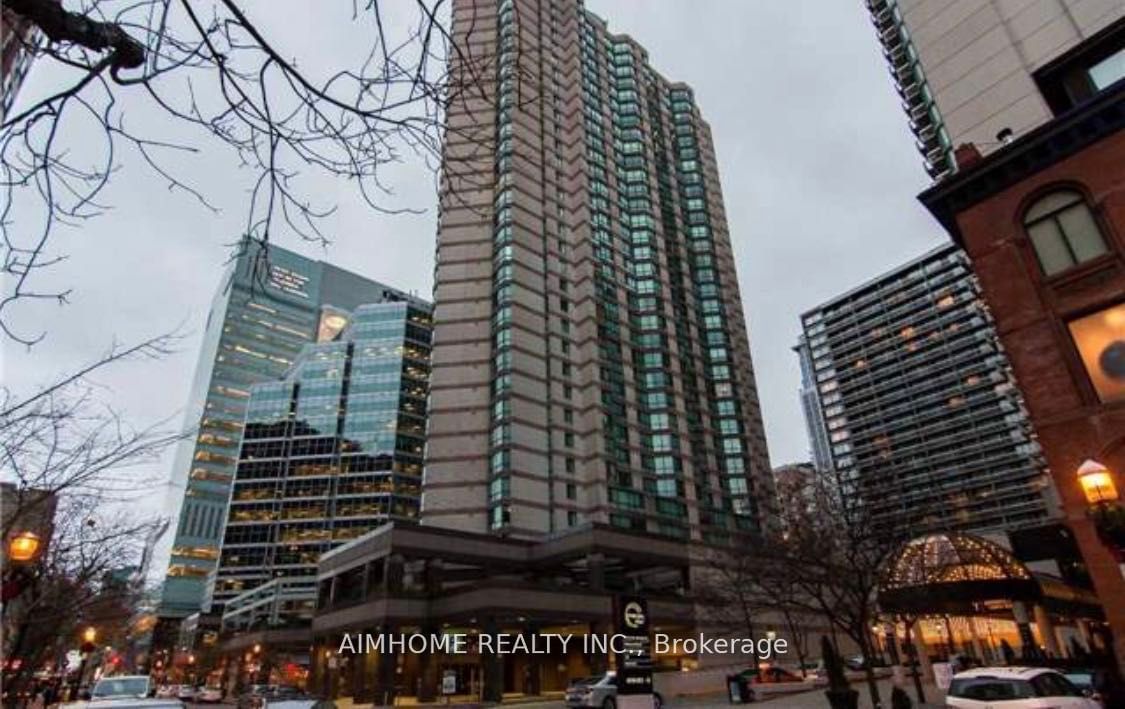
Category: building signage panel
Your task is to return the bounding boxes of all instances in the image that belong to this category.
[613,595,653,696]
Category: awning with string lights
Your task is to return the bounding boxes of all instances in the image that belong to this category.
[878,533,1043,616]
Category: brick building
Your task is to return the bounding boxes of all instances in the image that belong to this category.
[921,72,1125,669]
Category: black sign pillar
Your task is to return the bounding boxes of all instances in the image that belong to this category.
[613,595,654,704]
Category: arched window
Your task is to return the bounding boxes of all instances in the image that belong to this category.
[1023,190,1109,276]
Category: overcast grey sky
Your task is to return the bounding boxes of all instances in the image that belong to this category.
[3,1,945,530]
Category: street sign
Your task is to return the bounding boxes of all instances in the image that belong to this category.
[613,595,653,696]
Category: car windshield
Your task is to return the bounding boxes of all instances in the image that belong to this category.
[1064,672,1093,688]
[92,678,148,698]
[948,677,1033,700]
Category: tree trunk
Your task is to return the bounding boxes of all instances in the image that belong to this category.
[739,598,759,674]
[784,611,808,677]
[903,619,926,705]
[859,635,882,709]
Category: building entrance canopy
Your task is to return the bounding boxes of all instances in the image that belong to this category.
[878,532,1086,617]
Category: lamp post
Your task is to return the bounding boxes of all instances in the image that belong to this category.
[2,531,44,610]
[1077,458,1123,554]
[72,626,98,700]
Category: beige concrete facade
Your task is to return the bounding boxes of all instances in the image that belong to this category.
[868,0,1123,177]
[424,0,775,542]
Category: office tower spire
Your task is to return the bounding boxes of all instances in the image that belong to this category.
[423,0,775,542]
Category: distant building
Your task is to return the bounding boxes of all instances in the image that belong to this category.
[772,462,827,536]
[0,481,57,557]
[157,237,419,622]
[865,0,1124,179]
[1,8,37,116]
[212,299,432,630]
[800,243,1057,539]
[794,336,834,473]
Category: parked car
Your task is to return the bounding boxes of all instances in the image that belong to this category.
[751,666,806,684]
[236,685,274,709]
[845,655,889,671]
[1062,668,1123,707]
[66,676,182,709]
[260,687,309,708]
[946,667,1100,708]
[90,676,152,701]
[564,672,664,709]
[155,687,177,699]
[175,686,198,703]
[196,687,223,704]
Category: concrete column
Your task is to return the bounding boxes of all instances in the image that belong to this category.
[883,622,900,665]
[523,622,541,696]
[417,623,440,702]
[386,554,405,594]
[965,619,985,662]
[912,621,933,683]
[587,553,605,592]
[1076,619,1094,653]
[1012,602,1036,658]
[425,558,444,594]
[481,616,503,703]
[1033,604,1060,657]
[372,624,397,707]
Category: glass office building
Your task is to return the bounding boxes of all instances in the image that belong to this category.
[799,244,1058,538]
[158,238,417,619]
[212,301,432,626]
[424,0,775,543]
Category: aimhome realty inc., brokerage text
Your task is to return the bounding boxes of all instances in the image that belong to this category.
[336,632,789,657]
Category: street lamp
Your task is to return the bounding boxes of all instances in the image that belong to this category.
[1078,456,1125,557]
[73,627,99,700]
[1077,459,1119,504]
[7,531,42,563]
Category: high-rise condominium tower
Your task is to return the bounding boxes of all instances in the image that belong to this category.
[158,238,416,619]
[794,336,834,473]
[865,0,1124,179]
[800,244,1057,539]
[423,0,774,542]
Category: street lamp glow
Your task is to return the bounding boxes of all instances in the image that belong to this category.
[1077,459,1119,504]
[7,531,42,563]
[82,627,97,644]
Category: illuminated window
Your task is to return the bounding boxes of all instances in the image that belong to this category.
[1067,302,1125,403]
[1024,190,1108,276]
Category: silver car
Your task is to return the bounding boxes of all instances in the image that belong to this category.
[565,672,663,709]
[65,675,183,709]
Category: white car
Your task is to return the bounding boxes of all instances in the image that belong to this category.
[946,667,1100,708]
[175,686,198,703]
[65,676,182,709]
[197,688,223,704]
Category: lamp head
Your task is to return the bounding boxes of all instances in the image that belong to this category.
[7,531,42,563]
[1077,459,1119,504]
